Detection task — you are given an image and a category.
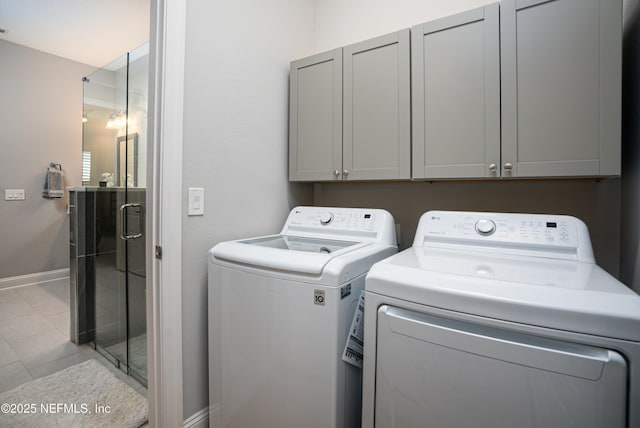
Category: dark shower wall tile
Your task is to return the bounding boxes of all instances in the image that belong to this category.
[128,273,146,338]
[76,191,87,256]
[95,190,117,255]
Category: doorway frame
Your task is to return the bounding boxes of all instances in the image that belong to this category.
[146,0,186,425]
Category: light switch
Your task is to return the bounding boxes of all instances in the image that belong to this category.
[5,189,25,201]
[188,187,204,216]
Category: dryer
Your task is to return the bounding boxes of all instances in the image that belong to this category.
[209,206,397,428]
[362,210,640,428]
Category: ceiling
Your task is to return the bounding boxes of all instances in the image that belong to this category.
[0,0,150,68]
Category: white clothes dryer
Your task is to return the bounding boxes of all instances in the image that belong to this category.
[362,211,640,428]
[209,206,397,428]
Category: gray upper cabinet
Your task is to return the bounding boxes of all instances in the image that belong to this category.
[289,30,410,182]
[412,4,500,179]
[289,49,342,181]
[343,29,411,180]
[291,0,621,182]
[500,0,622,178]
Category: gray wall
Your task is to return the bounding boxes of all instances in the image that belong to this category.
[621,0,640,292]
[181,0,314,418]
[0,40,95,279]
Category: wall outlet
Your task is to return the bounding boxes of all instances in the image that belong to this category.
[5,189,25,201]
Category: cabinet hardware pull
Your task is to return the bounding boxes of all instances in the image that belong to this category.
[504,163,513,171]
[489,164,497,172]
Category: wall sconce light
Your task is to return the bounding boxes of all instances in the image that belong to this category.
[106,111,123,129]
[106,111,129,129]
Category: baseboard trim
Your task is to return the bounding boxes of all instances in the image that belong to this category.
[183,406,210,428]
[0,268,70,290]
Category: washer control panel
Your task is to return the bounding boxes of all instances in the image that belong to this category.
[288,208,378,232]
[282,207,397,245]
[414,211,594,261]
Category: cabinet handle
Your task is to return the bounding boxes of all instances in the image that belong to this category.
[504,163,513,171]
[343,169,349,177]
[489,163,497,173]
[334,170,340,177]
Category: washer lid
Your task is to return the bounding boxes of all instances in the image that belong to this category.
[366,247,640,342]
[242,235,359,254]
[212,234,368,275]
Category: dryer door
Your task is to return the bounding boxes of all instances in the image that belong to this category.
[374,306,627,428]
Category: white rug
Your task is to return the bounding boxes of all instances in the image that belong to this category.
[0,359,148,427]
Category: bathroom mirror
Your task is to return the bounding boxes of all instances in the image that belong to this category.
[116,133,138,187]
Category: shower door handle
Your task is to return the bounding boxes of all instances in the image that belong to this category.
[120,203,144,240]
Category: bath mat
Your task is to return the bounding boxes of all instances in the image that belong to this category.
[0,359,147,427]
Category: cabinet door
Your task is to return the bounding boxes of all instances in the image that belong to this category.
[289,49,342,181]
[412,4,500,179]
[343,30,411,180]
[501,0,622,178]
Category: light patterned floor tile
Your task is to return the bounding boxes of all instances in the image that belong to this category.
[0,361,32,393]
[8,328,79,369]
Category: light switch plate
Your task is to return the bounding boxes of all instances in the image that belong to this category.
[188,187,204,216]
[5,189,25,201]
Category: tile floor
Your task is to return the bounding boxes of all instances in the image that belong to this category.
[0,278,147,405]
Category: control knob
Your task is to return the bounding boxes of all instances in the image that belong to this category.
[475,219,496,236]
[320,212,334,225]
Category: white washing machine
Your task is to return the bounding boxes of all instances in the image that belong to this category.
[362,210,640,428]
[208,206,397,428]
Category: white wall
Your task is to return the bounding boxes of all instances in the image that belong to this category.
[621,0,640,292]
[181,0,315,418]
[0,40,95,279]
[313,0,494,51]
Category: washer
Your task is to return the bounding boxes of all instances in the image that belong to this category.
[208,206,397,428]
[362,210,640,428]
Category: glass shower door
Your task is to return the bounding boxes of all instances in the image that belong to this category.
[81,43,148,386]
[123,44,149,384]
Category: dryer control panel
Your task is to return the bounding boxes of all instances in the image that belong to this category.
[415,211,595,262]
